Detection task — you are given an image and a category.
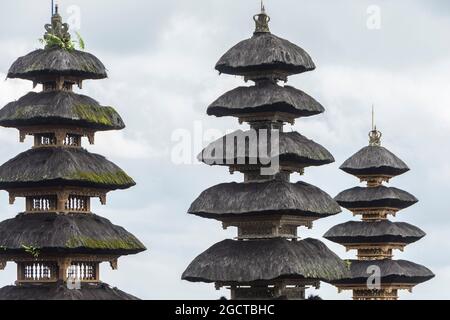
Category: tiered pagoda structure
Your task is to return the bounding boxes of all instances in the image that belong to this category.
[0,6,146,300]
[324,121,434,300]
[182,5,349,300]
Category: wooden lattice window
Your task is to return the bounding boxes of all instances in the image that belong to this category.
[34,133,57,147]
[65,195,90,212]
[26,196,57,212]
[66,262,98,282]
[64,134,81,147]
[18,262,58,282]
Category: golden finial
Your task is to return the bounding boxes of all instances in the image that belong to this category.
[369,105,382,146]
[254,1,271,34]
[44,2,71,49]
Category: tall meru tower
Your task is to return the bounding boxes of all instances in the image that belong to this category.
[182,5,349,300]
[0,6,146,300]
[325,120,434,300]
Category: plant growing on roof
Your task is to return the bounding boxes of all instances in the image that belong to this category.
[21,245,41,258]
[38,6,85,51]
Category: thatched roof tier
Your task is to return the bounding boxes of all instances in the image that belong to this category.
[0,282,138,300]
[189,180,341,219]
[0,148,135,190]
[0,213,146,255]
[207,82,324,118]
[216,33,315,77]
[335,186,418,211]
[333,260,434,286]
[7,48,107,81]
[182,238,349,283]
[340,146,409,178]
[199,130,334,169]
[324,221,425,245]
[0,91,124,131]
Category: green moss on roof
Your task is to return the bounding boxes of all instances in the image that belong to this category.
[74,104,121,127]
[66,236,143,251]
[70,170,134,186]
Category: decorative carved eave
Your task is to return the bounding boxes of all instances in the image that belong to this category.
[341,243,406,260]
[8,186,108,214]
[222,214,317,239]
[336,283,415,294]
[358,175,392,187]
[349,207,399,221]
[0,253,120,266]
[229,164,305,177]
[216,279,320,290]
[237,111,297,125]
[18,125,96,146]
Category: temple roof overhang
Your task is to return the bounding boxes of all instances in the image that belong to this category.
[215,33,315,78]
[0,212,146,256]
[335,186,418,211]
[189,180,341,219]
[182,238,349,284]
[8,48,107,82]
[324,220,426,245]
[340,145,410,178]
[207,82,324,119]
[0,148,135,190]
[0,91,124,131]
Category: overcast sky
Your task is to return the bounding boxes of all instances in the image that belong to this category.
[0,0,449,300]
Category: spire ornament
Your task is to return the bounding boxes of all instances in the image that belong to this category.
[43,4,72,50]
[254,1,271,34]
[369,105,382,146]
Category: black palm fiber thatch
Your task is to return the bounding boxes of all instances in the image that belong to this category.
[333,260,434,285]
[198,130,334,168]
[207,82,324,118]
[189,180,341,219]
[0,282,139,300]
[0,91,124,130]
[340,146,409,177]
[0,148,135,190]
[324,220,426,245]
[335,186,418,210]
[8,48,107,81]
[182,238,350,283]
[0,213,146,255]
[216,33,315,76]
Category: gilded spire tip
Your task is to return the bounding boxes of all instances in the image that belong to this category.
[369,105,382,146]
[254,1,271,34]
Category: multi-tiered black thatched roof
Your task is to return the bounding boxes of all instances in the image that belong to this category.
[324,127,434,299]
[183,5,348,300]
[0,5,144,300]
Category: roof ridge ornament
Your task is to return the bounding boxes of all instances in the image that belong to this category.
[254,1,271,34]
[369,105,382,146]
[44,3,71,49]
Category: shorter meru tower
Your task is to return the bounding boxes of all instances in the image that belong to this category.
[0,6,146,300]
[324,118,434,300]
